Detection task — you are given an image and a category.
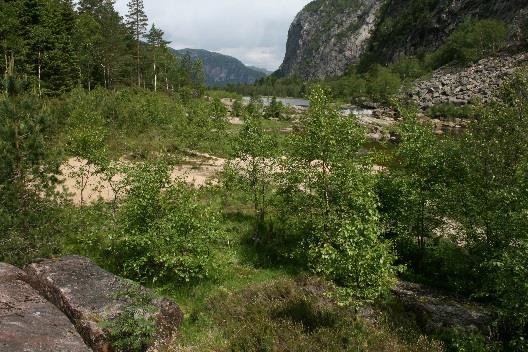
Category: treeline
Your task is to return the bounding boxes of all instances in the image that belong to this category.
[0,0,203,95]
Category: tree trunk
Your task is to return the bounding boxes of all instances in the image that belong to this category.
[154,61,157,92]
[38,51,42,97]
[102,64,107,88]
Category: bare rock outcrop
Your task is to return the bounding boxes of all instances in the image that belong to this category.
[277,0,383,80]
[407,53,528,109]
[393,281,493,336]
[24,256,183,352]
[0,263,90,352]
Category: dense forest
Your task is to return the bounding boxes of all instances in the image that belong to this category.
[0,0,204,94]
[1,1,528,352]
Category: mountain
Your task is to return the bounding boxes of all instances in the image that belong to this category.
[171,48,268,87]
[277,0,528,80]
[247,66,273,75]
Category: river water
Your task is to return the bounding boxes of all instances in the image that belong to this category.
[242,96,374,117]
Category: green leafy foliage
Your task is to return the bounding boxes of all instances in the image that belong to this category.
[232,98,244,117]
[225,112,278,237]
[428,103,477,119]
[114,162,220,284]
[100,282,158,352]
[263,96,285,120]
[277,87,397,303]
[0,83,63,265]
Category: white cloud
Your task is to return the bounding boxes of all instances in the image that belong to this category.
[114,0,311,70]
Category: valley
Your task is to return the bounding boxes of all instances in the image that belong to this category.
[1,0,528,351]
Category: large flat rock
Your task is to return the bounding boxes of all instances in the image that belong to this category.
[24,256,183,352]
[0,263,91,352]
[393,281,493,336]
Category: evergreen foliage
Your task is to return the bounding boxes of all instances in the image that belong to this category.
[125,0,148,86]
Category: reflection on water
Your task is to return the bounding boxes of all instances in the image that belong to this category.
[243,96,310,107]
[242,97,374,117]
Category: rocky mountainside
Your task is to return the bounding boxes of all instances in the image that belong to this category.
[276,0,383,80]
[278,0,528,80]
[172,48,268,87]
[407,53,528,109]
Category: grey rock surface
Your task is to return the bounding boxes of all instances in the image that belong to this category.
[24,256,183,352]
[0,263,91,352]
[407,53,528,109]
[393,281,493,336]
[277,0,382,80]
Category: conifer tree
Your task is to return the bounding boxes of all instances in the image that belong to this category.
[145,23,169,92]
[125,0,148,86]
[76,0,131,88]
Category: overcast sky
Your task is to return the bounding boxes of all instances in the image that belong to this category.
[113,0,312,71]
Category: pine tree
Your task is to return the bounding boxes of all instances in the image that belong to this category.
[145,23,169,92]
[76,0,131,89]
[0,1,22,92]
[125,0,148,86]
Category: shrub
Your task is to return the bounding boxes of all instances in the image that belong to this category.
[232,98,244,117]
[100,283,158,352]
[436,328,492,352]
[366,65,402,103]
[263,96,285,120]
[428,103,477,119]
[114,162,220,284]
[0,87,64,265]
[279,87,397,303]
[392,56,427,81]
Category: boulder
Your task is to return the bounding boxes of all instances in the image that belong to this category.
[24,256,183,352]
[393,281,493,336]
[0,263,91,352]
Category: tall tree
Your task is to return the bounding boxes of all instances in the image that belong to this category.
[125,0,147,87]
[278,87,397,303]
[145,23,169,92]
[0,0,24,90]
[76,0,131,89]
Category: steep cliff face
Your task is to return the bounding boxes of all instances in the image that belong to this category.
[278,0,528,80]
[276,0,383,80]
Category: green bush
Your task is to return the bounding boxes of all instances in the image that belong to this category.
[0,88,65,265]
[392,56,427,81]
[436,328,492,352]
[263,96,285,120]
[428,103,477,119]
[232,98,244,117]
[366,65,402,104]
[114,162,220,284]
[278,87,397,303]
[100,283,158,352]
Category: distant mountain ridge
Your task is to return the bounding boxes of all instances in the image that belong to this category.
[171,48,269,87]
